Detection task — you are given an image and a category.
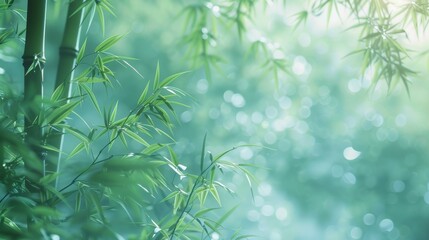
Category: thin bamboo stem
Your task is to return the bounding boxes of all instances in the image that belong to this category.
[46,0,85,187]
[22,0,47,191]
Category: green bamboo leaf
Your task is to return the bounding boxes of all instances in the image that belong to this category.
[77,77,107,83]
[88,191,106,223]
[121,59,144,79]
[136,123,151,136]
[197,187,209,206]
[153,105,170,123]
[158,95,175,112]
[62,125,89,143]
[45,100,81,124]
[168,163,185,178]
[110,101,118,124]
[215,205,238,229]
[85,3,97,34]
[123,128,149,146]
[99,0,115,16]
[291,10,309,30]
[112,114,138,127]
[153,61,161,90]
[119,130,128,147]
[76,38,87,64]
[209,185,221,206]
[142,143,165,155]
[96,54,104,72]
[194,207,219,218]
[209,165,216,184]
[200,133,207,172]
[68,142,86,159]
[137,83,150,105]
[75,191,82,211]
[25,55,41,75]
[233,234,259,240]
[95,34,124,52]
[162,190,180,202]
[45,185,73,207]
[104,155,165,170]
[80,83,101,113]
[31,206,60,218]
[167,146,179,166]
[70,0,93,17]
[39,144,61,153]
[39,173,59,185]
[103,107,110,128]
[343,48,366,59]
[205,221,218,232]
[50,83,65,102]
[0,28,13,43]
[160,71,189,88]
[0,216,21,233]
[96,4,105,35]
[173,193,183,215]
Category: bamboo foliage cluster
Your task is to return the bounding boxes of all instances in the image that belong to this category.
[179,0,427,93]
[179,0,290,84]
[0,0,256,239]
[292,0,429,93]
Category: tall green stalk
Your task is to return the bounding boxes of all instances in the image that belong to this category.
[46,0,85,185]
[22,0,47,190]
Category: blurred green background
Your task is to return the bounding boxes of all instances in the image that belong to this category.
[3,1,429,239]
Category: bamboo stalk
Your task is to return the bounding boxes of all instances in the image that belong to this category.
[22,0,47,191]
[46,0,85,187]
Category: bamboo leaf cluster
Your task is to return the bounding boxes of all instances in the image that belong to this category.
[296,0,429,93]
[180,0,291,83]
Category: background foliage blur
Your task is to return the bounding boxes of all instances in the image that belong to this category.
[2,0,429,239]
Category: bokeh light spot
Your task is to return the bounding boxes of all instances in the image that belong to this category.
[208,108,220,119]
[294,121,309,134]
[292,56,307,75]
[278,96,292,109]
[50,235,60,240]
[348,78,362,93]
[350,227,363,239]
[196,79,208,94]
[247,210,260,222]
[211,232,220,240]
[264,131,277,144]
[231,93,246,108]
[258,182,272,196]
[343,172,356,184]
[240,147,254,160]
[265,106,278,119]
[379,218,394,232]
[236,111,249,125]
[424,192,429,204]
[343,147,361,160]
[180,111,192,123]
[299,106,311,119]
[251,111,264,123]
[223,90,233,102]
[395,114,407,127]
[261,204,275,216]
[363,213,375,225]
[392,180,405,193]
[275,207,288,221]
